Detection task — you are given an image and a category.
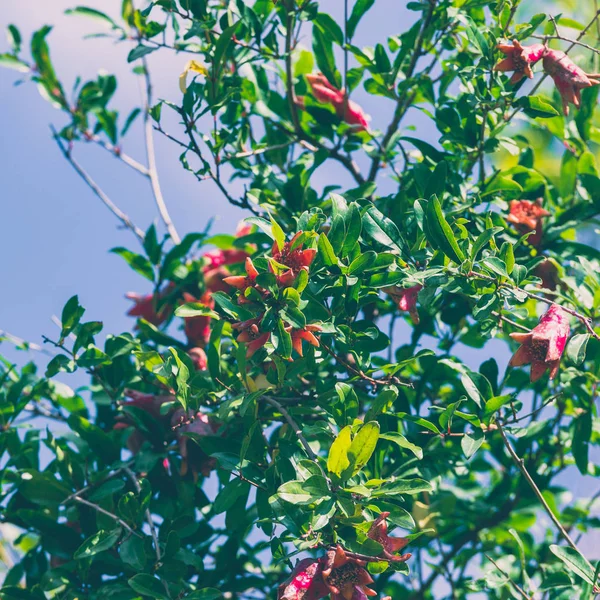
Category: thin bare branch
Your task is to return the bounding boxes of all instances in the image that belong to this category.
[139,59,181,244]
[485,553,533,600]
[68,495,142,538]
[497,421,594,571]
[51,126,146,242]
[83,131,149,176]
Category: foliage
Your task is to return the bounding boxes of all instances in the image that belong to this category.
[2,0,600,598]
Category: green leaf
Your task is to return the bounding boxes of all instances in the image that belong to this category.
[380,432,423,459]
[111,247,155,281]
[362,206,408,257]
[127,44,157,62]
[318,232,337,266]
[128,574,169,600]
[0,53,29,72]
[68,414,120,465]
[347,421,380,476]
[185,591,223,600]
[471,227,503,260]
[312,25,339,88]
[566,333,590,366]
[174,303,220,319]
[119,534,147,570]
[18,471,71,507]
[270,216,286,252]
[461,430,485,459]
[372,478,433,496]
[348,251,376,275]
[423,196,465,264]
[517,95,560,118]
[274,319,292,360]
[74,528,122,560]
[65,7,118,28]
[278,476,328,505]
[60,295,85,341]
[549,545,596,586]
[327,426,352,477]
[347,0,375,39]
[314,13,343,46]
[483,394,514,420]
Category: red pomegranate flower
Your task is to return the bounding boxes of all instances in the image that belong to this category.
[321,545,377,599]
[507,200,550,246]
[542,48,600,115]
[289,325,322,357]
[367,512,411,562]
[272,232,317,273]
[383,284,423,324]
[278,558,328,600]
[125,283,174,325]
[509,304,570,382]
[306,73,370,130]
[223,256,259,291]
[494,40,546,84]
[188,347,208,370]
[181,291,214,348]
[233,317,271,357]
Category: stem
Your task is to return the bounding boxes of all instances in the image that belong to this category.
[51,126,145,242]
[140,58,181,244]
[367,0,437,183]
[497,421,593,569]
[485,553,533,600]
[67,495,142,538]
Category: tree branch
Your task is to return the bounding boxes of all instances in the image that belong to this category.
[51,126,145,242]
[497,421,593,570]
[139,58,181,244]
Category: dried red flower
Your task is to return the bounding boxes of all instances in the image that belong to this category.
[383,285,423,324]
[278,558,329,600]
[367,512,411,562]
[494,40,546,84]
[306,73,370,130]
[509,304,570,382]
[171,410,219,477]
[542,48,600,115]
[507,200,550,246]
[534,259,561,292]
[181,291,213,347]
[321,545,377,599]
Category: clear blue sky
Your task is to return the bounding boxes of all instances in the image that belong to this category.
[1,0,597,557]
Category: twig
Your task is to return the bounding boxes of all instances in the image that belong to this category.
[485,553,533,600]
[469,271,600,341]
[0,330,52,355]
[51,126,145,242]
[67,495,142,538]
[139,58,181,244]
[511,394,561,424]
[321,342,412,388]
[497,421,593,570]
[367,0,437,183]
[531,34,600,56]
[492,311,531,332]
[83,131,149,176]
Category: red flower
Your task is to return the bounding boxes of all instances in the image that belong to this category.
[171,410,219,477]
[181,291,213,348]
[272,232,317,274]
[543,48,600,115]
[507,200,550,246]
[278,558,329,600]
[306,73,370,130]
[321,546,377,599]
[494,40,546,84]
[509,304,570,382]
[125,283,174,325]
[290,325,322,357]
[223,256,259,291]
[234,317,271,357]
[367,512,411,562]
[383,285,423,324]
[188,347,208,370]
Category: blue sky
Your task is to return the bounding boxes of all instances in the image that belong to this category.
[1,0,598,558]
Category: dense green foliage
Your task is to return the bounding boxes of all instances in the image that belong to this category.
[2,0,600,598]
